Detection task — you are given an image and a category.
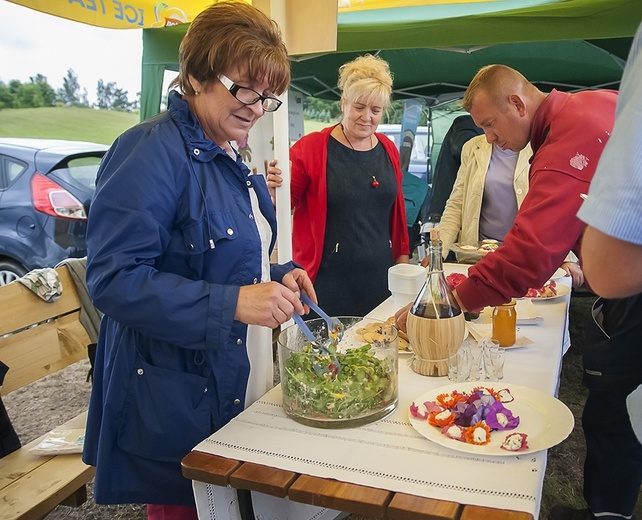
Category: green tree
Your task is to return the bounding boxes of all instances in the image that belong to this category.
[96,79,115,110]
[130,92,140,112]
[29,74,56,106]
[0,81,13,109]
[382,100,403,124]
[14,83,44,108]
[111,87,132,111]
[80,87,89,107]
[58,68,86,107]
[8,79,21,97]
[300,96,426,124]
[303,97,340,121]
[96,79,133,112]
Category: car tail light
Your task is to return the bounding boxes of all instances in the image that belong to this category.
[31,173,87,220]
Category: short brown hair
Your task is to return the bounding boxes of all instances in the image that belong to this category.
[177,2,290,96]
[461,64,530,112]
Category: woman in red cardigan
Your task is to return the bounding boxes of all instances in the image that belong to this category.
[268,54,409,316]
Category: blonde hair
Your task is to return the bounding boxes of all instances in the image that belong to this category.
[462,64,531,112]
[175,1,290,96]
[338,54,393,108]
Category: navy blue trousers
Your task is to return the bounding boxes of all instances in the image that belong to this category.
[582,294,642,519]
[583,387,642,519]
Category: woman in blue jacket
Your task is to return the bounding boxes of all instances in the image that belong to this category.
[82,3,314,519]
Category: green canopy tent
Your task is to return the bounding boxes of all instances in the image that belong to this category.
[140,0,642,119]
[289,38,631,104]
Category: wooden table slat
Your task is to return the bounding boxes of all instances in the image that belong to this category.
[288,474,392,518]
[181,452,241,487]
[181,452,536,519]
[461,504,534,520]
[229,462,297,498]
[387,492,461,520]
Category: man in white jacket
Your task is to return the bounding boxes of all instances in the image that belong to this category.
[437,135,531,261]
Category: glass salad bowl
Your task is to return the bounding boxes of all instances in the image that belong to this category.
[277,316,399,428]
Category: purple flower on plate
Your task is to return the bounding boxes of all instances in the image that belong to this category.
[470,403,490,424]
[454,401,481,427]
[485,400,520,430]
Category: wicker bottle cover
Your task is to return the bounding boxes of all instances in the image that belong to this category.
[407,228,466,376]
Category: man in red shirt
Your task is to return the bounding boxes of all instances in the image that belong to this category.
[397,65,620,520]
[397,64,616,321]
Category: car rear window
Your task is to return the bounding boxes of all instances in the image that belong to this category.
[51,155,104,190]
[381,131,428,162]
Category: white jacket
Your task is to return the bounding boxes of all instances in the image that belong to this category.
[439,135,531,259]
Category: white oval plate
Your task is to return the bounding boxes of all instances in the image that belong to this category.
[550,267,570,280]
[409,382,574,456]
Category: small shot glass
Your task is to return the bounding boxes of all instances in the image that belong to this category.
[467,342,483,382]
[448,349,461,382]
[482,339,505,381]
[453,341,482,382]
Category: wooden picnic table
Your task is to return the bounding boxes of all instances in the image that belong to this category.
[182,450,532,519]
[182,264,571,520]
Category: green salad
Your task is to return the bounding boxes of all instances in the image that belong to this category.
[282,344,396,420]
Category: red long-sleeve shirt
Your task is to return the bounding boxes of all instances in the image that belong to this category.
[457,89,617,311]
[289,125,409,282]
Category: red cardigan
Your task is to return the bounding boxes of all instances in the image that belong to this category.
[289,125,409,282]
[457,89,617,311]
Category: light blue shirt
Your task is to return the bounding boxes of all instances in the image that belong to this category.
[577,23,642,245]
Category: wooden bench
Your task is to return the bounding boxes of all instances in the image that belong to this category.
[0,265,96,520]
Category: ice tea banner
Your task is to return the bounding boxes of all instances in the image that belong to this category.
[7,0,562,28]
[6,0,249,29]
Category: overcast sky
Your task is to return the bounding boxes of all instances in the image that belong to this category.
[0,0,144,103]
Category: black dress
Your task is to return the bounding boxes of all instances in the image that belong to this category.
[313,137,397,317]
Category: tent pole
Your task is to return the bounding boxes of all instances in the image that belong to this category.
[262,0,293,264]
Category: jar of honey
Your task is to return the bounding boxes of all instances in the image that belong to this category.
[492,300,517,347]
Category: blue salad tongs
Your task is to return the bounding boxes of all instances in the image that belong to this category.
[299,293,345,343]
[292,295,344,376]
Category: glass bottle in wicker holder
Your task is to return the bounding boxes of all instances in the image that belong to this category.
[407,229,466,376]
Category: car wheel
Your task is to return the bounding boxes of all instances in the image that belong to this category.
[0,260,27,286]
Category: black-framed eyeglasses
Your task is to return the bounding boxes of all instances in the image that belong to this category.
[219,75,282,112]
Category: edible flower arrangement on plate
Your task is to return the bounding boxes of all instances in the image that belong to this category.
[410,386,529,451]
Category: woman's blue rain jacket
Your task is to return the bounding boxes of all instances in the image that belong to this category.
[82,91,295,506]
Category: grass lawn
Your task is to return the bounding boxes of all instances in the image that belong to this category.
[304,118,332,134]
[0,106,139,145]
[0,108,327,146]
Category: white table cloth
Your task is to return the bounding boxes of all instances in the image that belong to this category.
[192,264,572,519]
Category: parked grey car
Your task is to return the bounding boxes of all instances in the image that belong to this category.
[0,138,108,285]
[376,124,430,182]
